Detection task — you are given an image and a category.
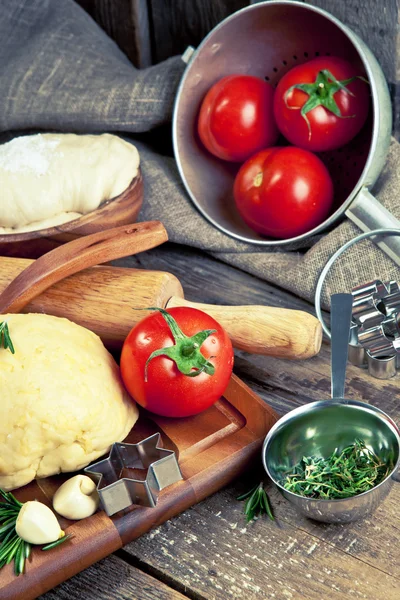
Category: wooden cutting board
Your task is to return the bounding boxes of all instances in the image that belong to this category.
[0,375,277,600]
[0,226,279,600]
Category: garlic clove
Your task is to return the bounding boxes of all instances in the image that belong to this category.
[16,501,64,545]
[53,475,99,520]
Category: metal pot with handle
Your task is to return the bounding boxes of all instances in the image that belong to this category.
[173,1,400,263]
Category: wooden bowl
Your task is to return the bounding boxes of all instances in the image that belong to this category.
[0,169,144,258]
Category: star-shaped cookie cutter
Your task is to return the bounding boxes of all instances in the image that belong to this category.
[84,433,183,516]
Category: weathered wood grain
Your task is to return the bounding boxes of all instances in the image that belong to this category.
[120,328,400,599]
[40,553,189,600]
[75,0,152,67]
[123,483,400,600]
[148,0,248,64]
[114,242,317,314]
[233,342,400,419]
[116,243,400,599]
[77,0,249,66]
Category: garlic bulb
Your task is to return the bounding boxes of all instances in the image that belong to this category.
[15,501,64,545]
[53,475,99,520]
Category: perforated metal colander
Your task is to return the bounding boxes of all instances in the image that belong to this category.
[173,1,400,264]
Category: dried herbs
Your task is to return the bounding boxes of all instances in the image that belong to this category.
[279,439,392,499]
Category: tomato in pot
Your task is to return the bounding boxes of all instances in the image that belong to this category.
[198,74,279,162]
[120,307,234,418]
[233,146,334,239]
[274,56,370,152]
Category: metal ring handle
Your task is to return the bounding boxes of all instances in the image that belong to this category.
[315,228,400,339]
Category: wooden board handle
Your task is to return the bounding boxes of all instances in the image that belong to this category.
[0,222,167,314]
[166,297,322,359]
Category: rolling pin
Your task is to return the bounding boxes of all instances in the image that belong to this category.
[0,222,322,359]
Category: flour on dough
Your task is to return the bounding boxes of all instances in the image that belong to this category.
[0,133,140,232]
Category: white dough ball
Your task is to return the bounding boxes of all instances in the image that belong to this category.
[0,133,140,233]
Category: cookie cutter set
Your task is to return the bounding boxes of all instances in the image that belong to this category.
[315,228,400,380]
[350,279,400,378]
[84,433,182,516]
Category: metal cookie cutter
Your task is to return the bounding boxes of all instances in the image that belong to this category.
[314,228,400,380]
[84,433,183,516]
[350,279,400,379]
[350,280,398,375]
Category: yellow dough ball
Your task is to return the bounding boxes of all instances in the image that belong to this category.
[0,313,138,490]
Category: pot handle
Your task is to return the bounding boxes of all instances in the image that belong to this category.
[345,187,400,266]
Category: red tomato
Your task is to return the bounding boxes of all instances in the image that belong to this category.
[120,307,234,418]
[233,146,334,239]
[274,57,370,152]
[198,75,279,162]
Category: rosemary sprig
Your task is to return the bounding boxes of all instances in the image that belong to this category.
[0,491,31,575]
[42,534,72,551]
[0,321,15,354]
[237,482,274,522]
[279,439,393,500]
[0,489,72,575]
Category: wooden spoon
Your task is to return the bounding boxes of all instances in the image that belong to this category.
[0,221,167,314]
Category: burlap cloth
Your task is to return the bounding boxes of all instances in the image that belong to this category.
[1,0,400,309]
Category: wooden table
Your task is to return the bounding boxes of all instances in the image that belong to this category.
[39,241,400,600]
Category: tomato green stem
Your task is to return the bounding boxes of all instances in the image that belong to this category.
[284,69,366,140]
[143,308,217,381]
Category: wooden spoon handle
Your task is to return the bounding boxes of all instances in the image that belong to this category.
[0,221,168,314]
[166,297,322,359]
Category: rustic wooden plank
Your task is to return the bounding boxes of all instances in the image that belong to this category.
[114,242,317,314]
[233,342,400,419]
[231,342,399,419]
[123,483,400,600]
[261,479,400,581]
[75,0,152,67]
[119,333,400,598]
[40,553,189,600]
[148,0,249,64]
[115,244,400,599]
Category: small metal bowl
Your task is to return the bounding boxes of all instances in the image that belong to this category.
[262,399,400,523]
